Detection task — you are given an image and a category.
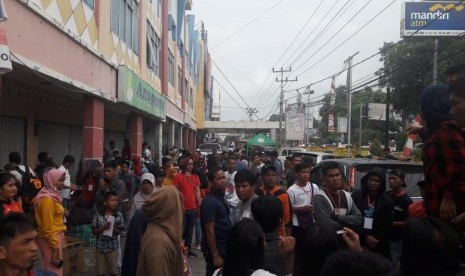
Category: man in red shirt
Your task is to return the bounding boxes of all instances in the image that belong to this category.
[408,181,427,218]
[174,156,202,257]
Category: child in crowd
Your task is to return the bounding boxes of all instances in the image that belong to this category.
[92,191,124,276]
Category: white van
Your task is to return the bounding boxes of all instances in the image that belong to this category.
[277,147,304,162]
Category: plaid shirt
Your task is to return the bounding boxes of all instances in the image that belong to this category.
[91,210,124,253]
[423,120,465,217]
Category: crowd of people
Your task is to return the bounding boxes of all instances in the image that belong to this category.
[1,64,465,276]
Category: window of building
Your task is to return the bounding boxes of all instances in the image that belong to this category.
[146,21,161,77]
[168,50,175,86]
[177,67,182,96]
[185,79,188,102]
[111,0,139,55]
[148,0,161,18]
[189,87,194,109]
[83,0,94,9]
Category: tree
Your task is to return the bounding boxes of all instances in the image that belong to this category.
[269,113,284,122]
[376,37,465,117]
[318,85,398,146]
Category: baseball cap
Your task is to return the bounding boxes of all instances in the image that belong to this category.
[141,173,155,185]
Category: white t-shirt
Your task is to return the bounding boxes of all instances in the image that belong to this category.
[224,171,240,207]
[287,182,320,226]
[10,165,36,184]
[213,269,276,276]
[58,165,72,199]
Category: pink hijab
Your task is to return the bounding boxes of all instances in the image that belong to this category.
[35,169,64,205]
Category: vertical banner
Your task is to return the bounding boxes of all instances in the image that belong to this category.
[0,1,11,75]
[286,104,305,141]
[328,76,336,132]
[402,114,422,157]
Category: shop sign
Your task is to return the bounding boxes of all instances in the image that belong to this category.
[118,66,166,120]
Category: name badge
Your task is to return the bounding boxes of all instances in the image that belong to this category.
[364,217,373,230]
[88,185,93,191]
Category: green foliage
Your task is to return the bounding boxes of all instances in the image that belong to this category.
[269,113,284,122]
[369,138,384,157]
[317,85,398,145]
[377,37,465,116]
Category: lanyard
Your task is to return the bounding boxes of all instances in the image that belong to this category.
[298,182,314,205]
[367,195,375,209]
[327,190,341,212]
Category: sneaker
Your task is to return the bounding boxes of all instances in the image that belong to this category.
[187,251,198,258]
[195,244,201,250]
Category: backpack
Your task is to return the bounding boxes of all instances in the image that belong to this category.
[15,165,43,213]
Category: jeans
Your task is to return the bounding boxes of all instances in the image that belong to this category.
[183,209,197,251]
[195,216,201,245]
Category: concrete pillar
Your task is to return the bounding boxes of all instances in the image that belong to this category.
[177,124,183,148]
[184,127,192,151]
[82,97,104,163]
[192,130,197,151]
[270,129,277,142]
[130,114,143,163]
[168,120,175,148]
[155,122,163,164]
[161,0,169,95]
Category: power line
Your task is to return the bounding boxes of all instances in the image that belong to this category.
[285,0,459,93]
[286,0,354,68]
[211,59,252,109]
[213,79,248,114]
[249,0,325,107]
[290,0,382,77]
[212,0,286,49]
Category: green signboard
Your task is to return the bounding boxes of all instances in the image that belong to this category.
[118,66,166,120]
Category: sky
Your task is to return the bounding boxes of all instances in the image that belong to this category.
[189,0,410,121]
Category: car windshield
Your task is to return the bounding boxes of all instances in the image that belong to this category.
[352,165,424,200]
[198,144,220,153]
[311,161,424,201]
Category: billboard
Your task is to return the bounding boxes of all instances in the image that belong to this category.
[401,1,465,37]
[337,117,348,133]
[286,104,305,141]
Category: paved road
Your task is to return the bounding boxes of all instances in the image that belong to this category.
[72,245,206,276]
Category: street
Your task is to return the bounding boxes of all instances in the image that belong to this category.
[72,237,206,276]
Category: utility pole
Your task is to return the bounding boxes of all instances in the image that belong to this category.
[385,88,390,150]
[304,86,314,148]
[359,102,363,154]
[245,107,258,122]
[273,67,297,147]
[433,38,438,84]
[345,52,359,157]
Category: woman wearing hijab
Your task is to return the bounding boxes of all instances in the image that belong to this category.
[163,166,177,186]
[137,186,184,276]
[35,169,66,276]
[420,84,465,221]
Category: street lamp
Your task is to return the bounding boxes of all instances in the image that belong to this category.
[303,88,314,148]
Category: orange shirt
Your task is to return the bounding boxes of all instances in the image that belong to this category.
[1,199,23,215]
[259,186,292,236]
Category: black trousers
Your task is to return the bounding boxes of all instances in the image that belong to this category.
[183,208,197,250]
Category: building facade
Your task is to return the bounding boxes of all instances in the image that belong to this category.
[0,0,210,167]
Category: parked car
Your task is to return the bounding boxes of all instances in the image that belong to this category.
[292,151,336,165]
[197,143,222,156]
[277,147,304,162]
[310,158,424,200]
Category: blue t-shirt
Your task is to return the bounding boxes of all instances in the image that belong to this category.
[200,192,232,255]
